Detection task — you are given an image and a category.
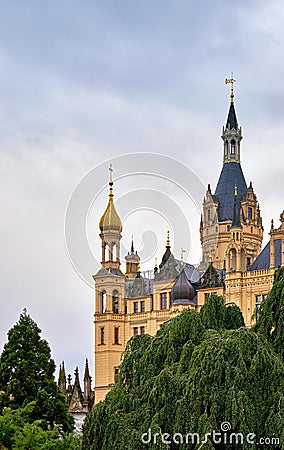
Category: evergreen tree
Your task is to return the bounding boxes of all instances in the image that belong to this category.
[0,310,73,432]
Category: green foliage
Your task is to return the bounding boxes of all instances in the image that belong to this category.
[200,294,245,330]
[254,266,284,361]
[0,403,81,449]
[82,305,284,450]
[0,310,73,432]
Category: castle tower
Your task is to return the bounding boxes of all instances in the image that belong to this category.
[200,77,263,271]
[93,166,126,403]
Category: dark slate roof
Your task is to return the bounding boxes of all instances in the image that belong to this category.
[249,239,282,271]
[214,162,247,222]
[172,268,195,304]
[226,103,238,129]
[95,267,124,276]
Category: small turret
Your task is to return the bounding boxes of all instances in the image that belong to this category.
[58,362,66,394]
[125,237,140,278]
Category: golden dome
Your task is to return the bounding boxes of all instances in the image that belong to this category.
[99,168,122,233]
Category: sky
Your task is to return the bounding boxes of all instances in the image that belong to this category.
[0,0,283,384]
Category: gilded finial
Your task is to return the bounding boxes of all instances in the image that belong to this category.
[108,164,114,198]
[225,73,236,103]
[166,230,170,247]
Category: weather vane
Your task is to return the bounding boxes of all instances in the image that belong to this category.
[225,73,236,103]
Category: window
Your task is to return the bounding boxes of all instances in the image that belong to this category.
[160,293,167,310]
[207,209,211,222]
[112,290,119,314]
[256,295,261,303]
[114,327,119,345]
[231,139,235,154]
[248,207,253,220]
[227,225,230,232]
[101,291,107,314]
[100,327,105,345]
[140,326,145,334]
[246,257,251,267]
[133,327,139,336]
[225,140,228,155]
[133,301,138,313]
[256,303,261,322]
[140,301,145,312]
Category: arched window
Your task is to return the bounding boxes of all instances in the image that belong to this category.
[231,139,236,154]
[105,244,110,261]
[112,290,119,314]
[101,291,107,314]
[112,243,117,262]
[229,248,237,271]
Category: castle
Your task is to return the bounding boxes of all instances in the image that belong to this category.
[60,81,284,408]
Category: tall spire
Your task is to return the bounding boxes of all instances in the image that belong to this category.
[221,74,242,164]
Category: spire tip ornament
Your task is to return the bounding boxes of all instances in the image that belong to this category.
[225,73,236,103]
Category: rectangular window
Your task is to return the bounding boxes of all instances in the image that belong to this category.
[114,327,119,345]
[207,209,211,221]
[248,207,253,220]
[133,302,138,313]
[133,327,139,336]
[140,301,145,312]
[100,327,105,345]
[256,295,262,303]
[140,326,145,334]
[160,293,167,310]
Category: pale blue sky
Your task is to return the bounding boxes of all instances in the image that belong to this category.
[0,0,283,381]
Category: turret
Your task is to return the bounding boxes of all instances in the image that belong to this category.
[99,165,123,270]
[125,238,140,278]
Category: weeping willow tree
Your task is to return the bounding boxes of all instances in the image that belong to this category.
[200,294,245,330]
[82,294,284,450]
[254,266,284,361]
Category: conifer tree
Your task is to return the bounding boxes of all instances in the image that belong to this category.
[0,309,73,432]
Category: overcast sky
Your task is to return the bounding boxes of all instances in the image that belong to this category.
[0,0,283,384]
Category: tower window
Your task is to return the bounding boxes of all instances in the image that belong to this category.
[100,327,105,345]
[133,327,139,336]
[112,290,119,314]
[140,326,145,334]
[207,209,211,222]
[248,207,253,220]
[101,291,107,314]
[133,302,138,313]
[160,292,167,310]
[231,139,236,154]
[140,300,145,312]
[114,327,119,345]
[112,243,117,261]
